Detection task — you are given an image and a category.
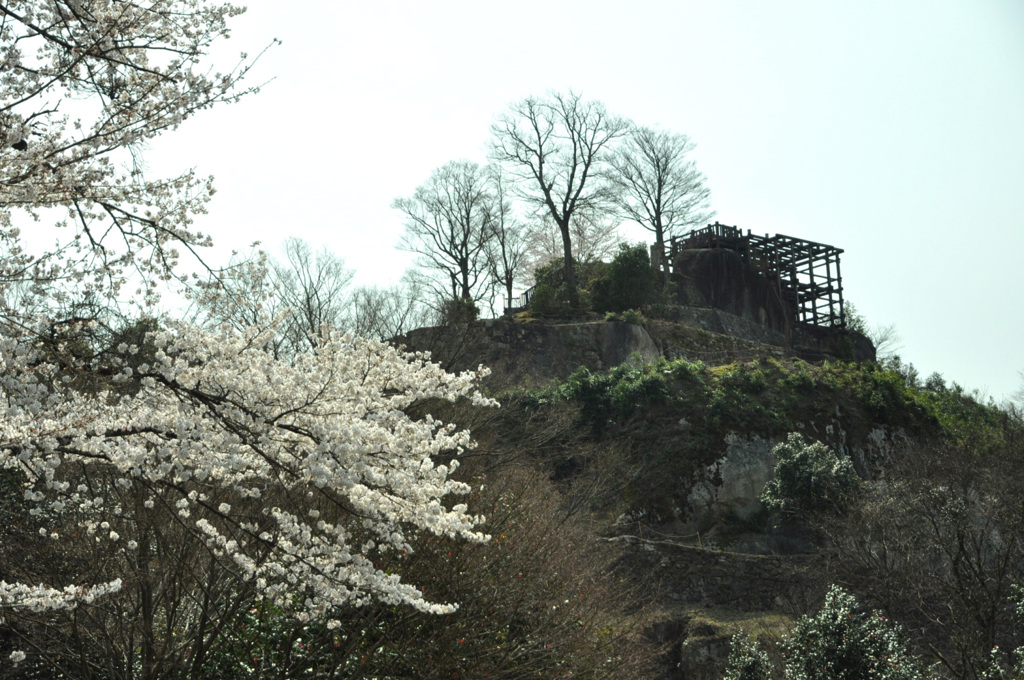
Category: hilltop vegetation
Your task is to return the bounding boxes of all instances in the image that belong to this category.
[377,308,1024,679]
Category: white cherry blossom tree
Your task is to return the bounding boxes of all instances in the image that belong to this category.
[0,2,496,675]
[1,321,492,675]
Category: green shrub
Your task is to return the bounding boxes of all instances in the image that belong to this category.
[530,259,600,316]
[620,308,646,325]
[720,364,768,394]
[761,433,860,516]
[550,361,671,429]
[783,586,927,680]
[439,297,478,324]
[724,633,772,680]
[725,586,927,680]
[665,358,707,382]
[529,283,592,317]
[591,243,660,313]
[529,282,568,317]
[609,366,669,416]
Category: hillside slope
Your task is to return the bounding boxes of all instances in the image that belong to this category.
[407,316,1023,680]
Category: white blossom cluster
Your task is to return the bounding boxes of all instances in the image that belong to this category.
[0,0,498,635]
[0,579,122,613]
[0,321,495,619]
[0,0,269,306]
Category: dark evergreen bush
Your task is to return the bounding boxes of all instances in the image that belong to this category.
[591,243,660,313]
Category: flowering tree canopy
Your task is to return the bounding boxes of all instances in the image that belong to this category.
[0,0,268,306]
[0,0,267,626]
[0,7,496,675]
[1,323,492,620]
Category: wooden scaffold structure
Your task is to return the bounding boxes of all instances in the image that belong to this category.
[668,222,846,329]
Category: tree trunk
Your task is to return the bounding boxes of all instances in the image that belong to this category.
[558,219,579,308]
[460,260,471,301]
[654,219,669,276]
[140,536,156,680]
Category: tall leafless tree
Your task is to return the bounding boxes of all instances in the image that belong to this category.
[484,167,530,310]
[608,126,714,273]
[521,209,623,283]
[490,92,628,305]
[394,161,494,305]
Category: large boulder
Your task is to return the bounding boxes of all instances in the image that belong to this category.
[671,248,793,336]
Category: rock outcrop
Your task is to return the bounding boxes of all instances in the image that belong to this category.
[397,319,661,389]
[672,248,793,336]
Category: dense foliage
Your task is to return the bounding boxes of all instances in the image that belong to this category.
[527,242,667,317]
[726,586,926,680]
[515,354,1002,522]
[761,433,861,516]
[510,353,1023,680]
[0,2,509,676]
[590,243,662,313]
[1,1,1019,677]
[724,633,772,680]
[0,323,495,674]
[193,464,655,679]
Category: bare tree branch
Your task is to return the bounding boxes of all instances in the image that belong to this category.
[490,91,628,304]
[608,125,714,273]
[394,160,494,307]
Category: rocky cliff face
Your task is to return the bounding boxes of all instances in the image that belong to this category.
[684,424,910,544]
[672,248,793,336]
[398,313,873,389]
[397,319,662,388]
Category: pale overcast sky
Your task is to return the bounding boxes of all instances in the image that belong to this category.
[146,1,1024,401]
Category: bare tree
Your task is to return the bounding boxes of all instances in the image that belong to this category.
[609,126,714,273]
[349,276,436,341]
[274,238,354,351]
[187,239,353,355]
[394,160,494,305]
[823,438,1024,678]
[843,302,903,360]
[869,322,903,360]
[490,91,628,305]
[484,167,530,309]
